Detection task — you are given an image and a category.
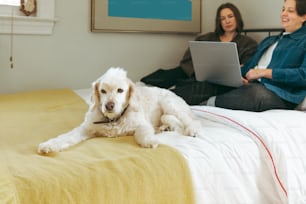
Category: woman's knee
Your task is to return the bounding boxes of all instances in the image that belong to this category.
[215,83,289,111]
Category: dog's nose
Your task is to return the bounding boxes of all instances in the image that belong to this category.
[106,102,115,111]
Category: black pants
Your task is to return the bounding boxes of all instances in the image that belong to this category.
[216,83,296,111]
[140,66,189,89]
[172,81,296,112]
[172,81,234,105]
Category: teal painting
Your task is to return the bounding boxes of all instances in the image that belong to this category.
[108,0,192,21]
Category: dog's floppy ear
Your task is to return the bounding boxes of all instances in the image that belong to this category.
[125,78,138,110]
[89,81,101,112]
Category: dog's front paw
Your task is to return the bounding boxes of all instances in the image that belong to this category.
[38,140,63,154]
[137,136,159,148]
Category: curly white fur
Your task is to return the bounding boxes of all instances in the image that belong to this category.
[38,67,202,154]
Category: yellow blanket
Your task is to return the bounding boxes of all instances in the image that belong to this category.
[0,89,195,204]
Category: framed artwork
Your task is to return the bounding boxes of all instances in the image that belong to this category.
[91,0,201,34]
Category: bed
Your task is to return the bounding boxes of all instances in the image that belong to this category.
[2,27,306,203]
[1,87,305,204]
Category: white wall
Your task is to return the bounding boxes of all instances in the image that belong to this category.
[0,0,283,93]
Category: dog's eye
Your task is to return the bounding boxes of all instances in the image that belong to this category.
[117,88,124,93]
[101,89,106,94]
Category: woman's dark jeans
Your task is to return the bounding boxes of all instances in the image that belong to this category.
[172,81,296,112]
[215,83,296,111]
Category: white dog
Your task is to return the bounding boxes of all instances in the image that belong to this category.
[38,67,202,154]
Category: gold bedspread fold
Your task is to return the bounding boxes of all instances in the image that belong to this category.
[0,89,195,204]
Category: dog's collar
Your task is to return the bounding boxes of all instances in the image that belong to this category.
[93,105,129,124]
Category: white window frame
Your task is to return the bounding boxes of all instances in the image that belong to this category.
[0,0,57,35]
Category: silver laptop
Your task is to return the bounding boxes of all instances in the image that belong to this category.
[189,41,243,87]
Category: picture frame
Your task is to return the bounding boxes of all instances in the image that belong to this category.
[91,0,201,34]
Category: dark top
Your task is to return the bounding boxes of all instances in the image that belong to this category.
[180,32,258,77]
[241,26,306,104]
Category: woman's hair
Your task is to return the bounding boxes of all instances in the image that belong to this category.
[294,0,306,26]
[214,2,244,35]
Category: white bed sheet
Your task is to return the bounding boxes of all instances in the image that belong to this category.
[74,89,306,204]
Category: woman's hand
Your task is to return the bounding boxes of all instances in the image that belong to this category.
[245,69,272,81]
[242,77,249,84]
